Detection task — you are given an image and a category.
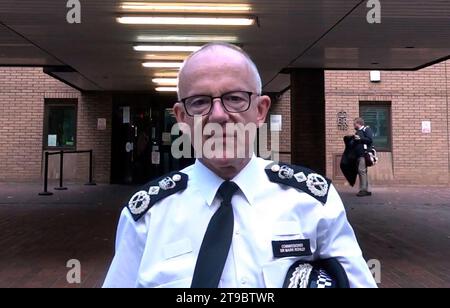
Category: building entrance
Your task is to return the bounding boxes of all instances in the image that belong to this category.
[111,94,193,184]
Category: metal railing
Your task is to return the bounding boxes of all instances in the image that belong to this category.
[39,150,96,196]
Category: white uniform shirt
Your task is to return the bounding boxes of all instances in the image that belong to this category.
[103,156,377,288]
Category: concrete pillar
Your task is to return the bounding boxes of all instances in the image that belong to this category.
[290,69,326,174]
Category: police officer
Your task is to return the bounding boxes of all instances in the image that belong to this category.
[103,43,377,288]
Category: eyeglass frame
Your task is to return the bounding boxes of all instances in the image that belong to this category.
[178,90,259,117]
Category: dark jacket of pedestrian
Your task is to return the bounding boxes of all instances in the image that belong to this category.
[354,126,373,157]
[340,135,359,186]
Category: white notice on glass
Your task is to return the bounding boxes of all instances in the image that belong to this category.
[152,151,161,165]
[123,107,130,124]
[48,135,57,147]
[270,115,282,131]
[162,132,171,145]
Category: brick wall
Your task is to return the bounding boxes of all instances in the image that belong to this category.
[0,67,112,183]
[75,93,112,183]
[2,62,449,186]
[446,61,450,179]
[325,61,450,185]
[267,90,291,163]
[290,70,326,174]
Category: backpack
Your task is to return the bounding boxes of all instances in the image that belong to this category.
[365,147,379,167]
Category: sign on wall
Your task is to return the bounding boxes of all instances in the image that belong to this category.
[337,111,348,131]
[421,121,431,134]
[97,118,106,130]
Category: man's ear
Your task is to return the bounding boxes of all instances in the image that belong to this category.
[256,95,271,127]
[173,102,187,124]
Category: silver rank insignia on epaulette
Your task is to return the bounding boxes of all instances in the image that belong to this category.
[128,191,151,215]
[306,173,329,197]
[159,177,176,190]
[126,171,189,221]
[265,162,332,204]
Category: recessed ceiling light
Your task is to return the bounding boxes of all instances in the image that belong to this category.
[143,62,183,68]
[137,35,239,43]
[156,86,178,92]
[134,45,201,52]
[152,78,178,85]
[153,71,180,78]
[145,54,189,61]
[117,16,255,26]
[121,2,251,13]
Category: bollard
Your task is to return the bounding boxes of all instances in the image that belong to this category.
[85,150,96,186]
[39,152,53,196]
[55,150,68,190]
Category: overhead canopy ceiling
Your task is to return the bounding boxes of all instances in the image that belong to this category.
[0,0,449,92]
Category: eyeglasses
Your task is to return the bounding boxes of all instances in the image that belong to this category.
[179,91,256,116]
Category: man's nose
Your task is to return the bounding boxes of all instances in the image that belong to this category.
[208,98,229,122]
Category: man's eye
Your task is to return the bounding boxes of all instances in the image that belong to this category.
[190,98,210,107]
[225,95,245,102]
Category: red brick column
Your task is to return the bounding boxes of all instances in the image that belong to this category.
[290,69,326,174]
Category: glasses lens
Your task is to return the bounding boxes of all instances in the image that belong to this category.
[185,96,212,115]
[222,91,251,112]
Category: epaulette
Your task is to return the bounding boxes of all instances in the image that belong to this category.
[126,171,188,221]
[265,162,331,204]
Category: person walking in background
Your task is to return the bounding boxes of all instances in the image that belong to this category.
[353,118,373,197]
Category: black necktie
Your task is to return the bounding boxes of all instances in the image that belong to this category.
[191,181,239,288]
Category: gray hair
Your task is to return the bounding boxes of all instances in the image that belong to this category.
[354,117,365,126]
[177,42,262,100]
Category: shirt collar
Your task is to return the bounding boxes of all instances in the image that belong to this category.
[192,159,224,207]
[230,155,259,206]
[192,155,260,207]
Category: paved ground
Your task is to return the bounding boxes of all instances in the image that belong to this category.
[0,181,133,288]
[339,185,450,288]
[0,181,449,288]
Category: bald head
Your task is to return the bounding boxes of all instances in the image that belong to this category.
[177,43,262,100]
[172,43,271,179]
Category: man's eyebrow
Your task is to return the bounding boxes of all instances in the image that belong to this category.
[186,89,247,97]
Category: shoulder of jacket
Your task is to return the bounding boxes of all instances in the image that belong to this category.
[126,171,188,221]
[264,162,332,204]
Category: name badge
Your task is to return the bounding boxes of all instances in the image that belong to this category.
[272,239,312,258]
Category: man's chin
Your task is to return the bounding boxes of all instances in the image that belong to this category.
[199,155,252,180]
